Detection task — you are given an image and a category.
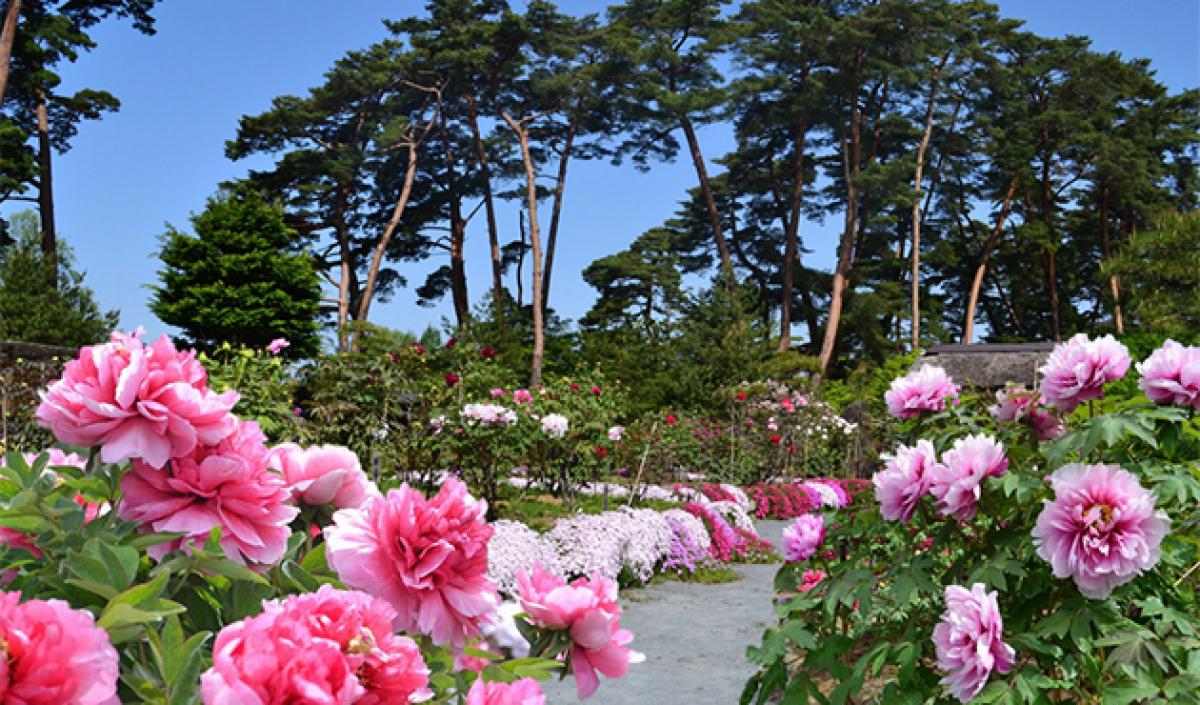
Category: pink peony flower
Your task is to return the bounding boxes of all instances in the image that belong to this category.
[782,514,825,562]
[266,337,290,355]
[268,443,376,510]
[513,389,533,405]
[490,388,507,399]
[990,387,1064,439]
[873,439,939,523]
[798,570,826,592]
[21,447,88,471]
[465,677,546,705]
[932,583,1015,703]
[201,585,431,704]
[0,591,120,705]
[1032,464,1169,599]
[324,479,499,648]
[541,414,569,439]
[119,418,298,565]
[607,426,624,442]
[885,365,960,420]
[1038,333,1130,413]
[36,330,239,469]
[1137,339,1200,410]
[516,565,636,700]
[928,435,1007,522]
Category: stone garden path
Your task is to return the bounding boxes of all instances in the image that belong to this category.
[541,520,788,705]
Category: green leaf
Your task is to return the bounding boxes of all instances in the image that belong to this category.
[1100,682,1160,705]
[194,556,269,585]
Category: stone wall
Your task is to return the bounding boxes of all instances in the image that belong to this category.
[916,343,1055,389]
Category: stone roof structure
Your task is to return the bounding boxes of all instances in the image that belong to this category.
[0,340,75,361]
[916,342,1055,389]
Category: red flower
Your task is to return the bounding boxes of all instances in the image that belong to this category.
[591,385,602,396]
[479,347,497,360]
[595,446,608,459]
[665,415,677,426]
[736,391,747,401]
[444,337,457,349]
[770,434,782,445]
[444,372,460,387]
[570,383,581,392]
[409,342,426,355]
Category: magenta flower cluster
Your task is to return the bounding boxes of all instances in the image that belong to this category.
[873,434,1008,524]
[885,365,961,420]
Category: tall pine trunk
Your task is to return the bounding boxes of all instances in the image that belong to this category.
[909,54,949,351]
[778,125,807,351]
[679,114,736,292]
[503,113,545,386]
[440,109,470,332]
[333,188,352,352]
[35,86,56,276]
[1098,182,1123,333]
[963,176,1018,343]
[0,0,20,105]
[466,96,505,323]
[542,122,575,310]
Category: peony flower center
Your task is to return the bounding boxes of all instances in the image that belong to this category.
[1083,503,1115,533]
[347,627,376,655]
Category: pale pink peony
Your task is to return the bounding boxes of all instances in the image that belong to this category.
[516,565,636,700]
[873,439,939,523]
[782,514,825,562]
[201,585,431,704]
[607,426,624,442]
[324,479,499,648]
[928,435,1007,522]
[541,414,569,439]
[266,337,290,355]
[0,591,120,705]
[1137,339,1200,410]
[465,677,546,705]
[36,330,239,469]
[119,418,298,565]
[932,583,1015,703]
[268,443,377,509]
[1032,464,1169,599]
[21,447,88,471]
[1038,334,1130,413]
[885,365,960,420]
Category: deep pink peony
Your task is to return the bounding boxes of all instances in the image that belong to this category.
[989,387,1064,441]
[928,435,1007,522]
[798,570,826,592]
[516,565,636,700]
[201,585,431,704]
[268,443,376,509]
[873,439,939,523]
[1032,464,1169,599]
[36,330,239,469]
[266,337,290,355]
[932,583,1015,703]
[465,677,546,705]
[324,479,499,648]
[119,418,298,565]
[1038,334,1130,413]
[1137,339,1200,410]
[513,389,533,405]
[885,365,961,420]
[782,514,825,562]
[0,591,120,705]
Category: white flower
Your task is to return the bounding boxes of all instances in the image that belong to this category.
[541,413,569,438]
[607,425,625,442]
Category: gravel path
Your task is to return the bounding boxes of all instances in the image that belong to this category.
[541,520,788,705]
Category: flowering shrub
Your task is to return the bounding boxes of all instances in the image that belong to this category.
[487,519,563,596]
[747,481,814,519]
[661,509,713,575]
[744,336,1200,704]
[0,330,640,703]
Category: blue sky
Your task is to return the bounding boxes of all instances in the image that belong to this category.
[6,0,1197,343]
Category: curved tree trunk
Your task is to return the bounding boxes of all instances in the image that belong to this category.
[679,114,736,292]
[963,176,1018,343]
[0,0,20,106]
[818,98,862,381]
[358,142,419,322]
[1098,181,1123,333]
